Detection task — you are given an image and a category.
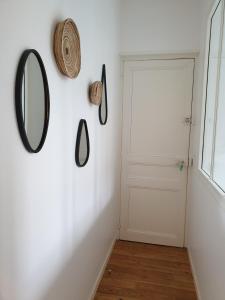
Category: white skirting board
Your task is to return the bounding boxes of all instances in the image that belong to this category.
[187,247,202,300]
[88,231,119,300]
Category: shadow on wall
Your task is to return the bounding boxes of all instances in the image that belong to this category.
[39,198,117,300]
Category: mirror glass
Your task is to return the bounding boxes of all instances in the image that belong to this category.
[15,49,50,153]
[79,125,88,165]
[22,53,45,149]
[100,80,106,122]
[75,119,90,167]
[99,64,108,125]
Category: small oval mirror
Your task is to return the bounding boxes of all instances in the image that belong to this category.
[75,119,90,167]
[99,64,108,125]
[15,49,50,153]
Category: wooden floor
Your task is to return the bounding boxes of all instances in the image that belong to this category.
[94,240,197,300]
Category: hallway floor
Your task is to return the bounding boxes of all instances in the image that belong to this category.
[94,240,197,300]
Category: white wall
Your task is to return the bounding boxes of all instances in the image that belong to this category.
[120,0,201,54]
[187,0,225,299]
[0,1,121,300]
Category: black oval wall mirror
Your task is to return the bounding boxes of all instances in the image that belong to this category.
[15,49,50,153]
[75,119,90,167]
[99,64,108,125]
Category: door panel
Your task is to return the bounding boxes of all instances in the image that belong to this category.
[120,59,194,247]
[128,188,182,245]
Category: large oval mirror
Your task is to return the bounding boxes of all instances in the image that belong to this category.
[15,49,50,153]
[75,119,90,167]
[99,64,108,125]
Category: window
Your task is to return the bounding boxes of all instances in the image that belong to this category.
[202,0,225,192]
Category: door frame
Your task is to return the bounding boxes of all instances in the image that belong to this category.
[119,52,198,246]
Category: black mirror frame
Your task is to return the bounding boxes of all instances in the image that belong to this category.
[75,119,90,167]
[98,64,108,125]
[15,49,50,153]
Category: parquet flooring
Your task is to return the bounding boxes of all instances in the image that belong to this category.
[94,240,197,300]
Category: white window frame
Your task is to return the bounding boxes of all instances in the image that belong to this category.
[199,0,225,195]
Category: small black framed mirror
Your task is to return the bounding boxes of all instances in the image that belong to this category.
[75,119,90,167]
[15,49,50,153]
[99,64,108,125]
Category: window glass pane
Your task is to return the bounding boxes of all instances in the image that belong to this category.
[202,1,223,175]
[213,12,225,191]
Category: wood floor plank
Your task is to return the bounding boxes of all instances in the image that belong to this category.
[114,241,189,263]
[94,240,197,300]
[109,253,191,273]
[95,293,139,300]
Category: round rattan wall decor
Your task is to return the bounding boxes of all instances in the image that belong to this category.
[54,18,81,78]
[89,81,103,105]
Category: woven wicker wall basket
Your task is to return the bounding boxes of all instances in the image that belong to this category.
[89,81,103,105]
[54,18,81,78]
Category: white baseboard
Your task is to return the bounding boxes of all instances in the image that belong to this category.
[88,231,118,300]
[187,247,202,300]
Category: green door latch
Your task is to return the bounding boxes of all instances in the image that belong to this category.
[178,160,185,171]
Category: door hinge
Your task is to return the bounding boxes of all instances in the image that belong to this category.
[184,117,192,125]
[188,158,194,167]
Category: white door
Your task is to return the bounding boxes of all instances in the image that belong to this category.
[120,58,194,247]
